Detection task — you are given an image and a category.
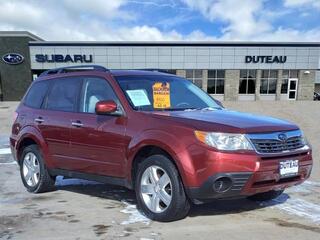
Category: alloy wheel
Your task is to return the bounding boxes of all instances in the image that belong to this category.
[22,152,40,187]
[140,165,172,213]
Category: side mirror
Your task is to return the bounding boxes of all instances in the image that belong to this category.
[95,100,118,115]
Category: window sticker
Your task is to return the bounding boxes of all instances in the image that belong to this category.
[126,89,151,107]
[153,82,171,109]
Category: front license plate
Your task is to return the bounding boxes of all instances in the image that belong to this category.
[280,160,299,177]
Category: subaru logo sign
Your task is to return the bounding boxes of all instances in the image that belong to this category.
[2,53,24,65]
[278,133,287,142]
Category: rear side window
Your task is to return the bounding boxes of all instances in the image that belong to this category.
[46,77,81,112]
[24,81,49,109]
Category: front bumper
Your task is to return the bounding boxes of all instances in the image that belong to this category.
[186,172,252,201]
[182,144,313,202]
[186,166,311,203]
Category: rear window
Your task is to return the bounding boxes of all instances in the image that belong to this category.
[46,77,81,112]
[24,81,49,109]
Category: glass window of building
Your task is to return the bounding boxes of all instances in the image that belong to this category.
[260,70,278,94]
[239,70,256,94]
[0,78,3,101]
[281,70,299,94]
[207,70,225,94]
[186,69,203,88]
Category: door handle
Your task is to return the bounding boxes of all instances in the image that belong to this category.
[34,117,44,123]
[71,121,83,127]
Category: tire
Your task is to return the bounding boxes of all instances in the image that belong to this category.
[135,154,190,222]
[20,144,56,193]
[247,190,284,201]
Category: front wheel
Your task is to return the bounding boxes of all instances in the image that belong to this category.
[247,190,284,201]
[135,154,190,222]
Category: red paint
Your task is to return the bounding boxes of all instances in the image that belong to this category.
[10,70,313,198]
[95,100,118,115]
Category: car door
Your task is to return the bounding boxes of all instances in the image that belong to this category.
[68,76,129,177]
[40,77,82,169]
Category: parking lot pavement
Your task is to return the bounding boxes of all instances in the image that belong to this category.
[1,101,320,239]
[1,139,320,239]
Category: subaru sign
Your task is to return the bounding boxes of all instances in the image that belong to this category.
[2,53,24,65]
[35,54,93,63]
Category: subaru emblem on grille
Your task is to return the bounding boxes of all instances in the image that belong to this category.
[278,133,287,142]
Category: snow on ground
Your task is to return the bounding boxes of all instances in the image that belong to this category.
[120,200,150,225]
[0,162,17,165]
[0,148,11,155]
[274,198,320,223]
[261,181,320,224]
[55,176,100,186]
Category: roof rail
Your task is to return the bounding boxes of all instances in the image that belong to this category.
[136,69,171,73]
[39,65,109,77]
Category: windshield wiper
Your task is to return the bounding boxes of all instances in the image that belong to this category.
[159,107,197,111]
[200,107,222,111]
[161,107,222,111]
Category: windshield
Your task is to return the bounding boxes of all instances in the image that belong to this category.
[115,75,221,111]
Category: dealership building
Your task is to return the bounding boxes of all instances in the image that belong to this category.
[1,31,320,101]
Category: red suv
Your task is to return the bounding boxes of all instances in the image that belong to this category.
[10,65,312,221]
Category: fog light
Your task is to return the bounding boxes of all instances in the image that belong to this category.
[213,177,232,193]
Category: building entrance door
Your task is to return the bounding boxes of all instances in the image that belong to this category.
[288,78,298,100]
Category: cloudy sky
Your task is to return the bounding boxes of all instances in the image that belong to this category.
[0,0,319,41]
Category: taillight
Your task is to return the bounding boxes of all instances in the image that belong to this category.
[13,111,18,122]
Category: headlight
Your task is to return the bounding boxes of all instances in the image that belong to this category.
[194,131,254,151]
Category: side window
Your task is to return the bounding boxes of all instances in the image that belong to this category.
[24,81,49,108]
[80,77,120,113]
[46,77,81,112]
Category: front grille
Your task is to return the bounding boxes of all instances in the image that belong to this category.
[250,135,304,153]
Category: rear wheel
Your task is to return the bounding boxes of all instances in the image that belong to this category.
[135,154,190,222]
[247,190,284,201]
[20,145,56,193]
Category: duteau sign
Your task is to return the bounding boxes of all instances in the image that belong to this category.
[245,55,287,64]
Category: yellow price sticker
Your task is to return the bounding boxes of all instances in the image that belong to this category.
[153,82,171,109]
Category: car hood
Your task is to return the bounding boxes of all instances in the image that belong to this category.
[149,109,299,133]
